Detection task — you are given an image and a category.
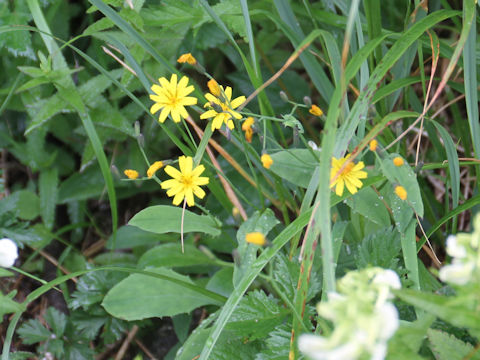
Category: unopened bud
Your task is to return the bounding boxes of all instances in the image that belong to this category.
[137,133,145,147]
[134,121,141,136]
[279,91,288,102]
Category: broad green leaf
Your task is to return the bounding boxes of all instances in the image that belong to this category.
[0,268,14,277]
[39,167,58,229]
[206,268,234,298]
[346,187,390,227]
[427,328,478,360]
[138,243,216,268]
[1,190,40,220]
[379,153,423,216]
[105,225,166,249]
[102,268,223,320]
[270,149,319,188]
[129,205,221,236]
[390,191,414,235]
[44,307,67,338]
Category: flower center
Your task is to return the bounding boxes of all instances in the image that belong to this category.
[181,175,193,188]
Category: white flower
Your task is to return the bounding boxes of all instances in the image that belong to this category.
[438,262,474,285]
[0,238,18,267]
[445,235,467,258]
[372,269,401,291]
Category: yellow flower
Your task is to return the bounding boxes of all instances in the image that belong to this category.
[242,117,255,143]
[246,232,266,246]
[161,156,209,207]
[261,154,273,169]
[124,169,139,180]
[369,139,378,151]
[200,84,246,131]
[207,79,221,97]
[393,157,404,166]
[330,155,368,196]
[177,53,197,65]
[147,161,164,178]
[394,185,407,200]
[149,74,197,123]
[309,104,323,116]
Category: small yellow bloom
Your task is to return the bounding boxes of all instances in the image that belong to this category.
[207,79,221,97]
[245,232,266,246]
[242,117,255,143]
[369,139,378,151]
[330,154,368,196]
[395,185,407,200]
[149,74,197,123]
[200,84,246,131]
[309,104,323,116]
[261,154,273,169]
[161,156,209,207]
[177,53,197,65]
[124,169,139,180]
[393,157,404,167]
[147,161,164,178]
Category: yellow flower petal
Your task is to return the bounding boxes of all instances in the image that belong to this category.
[393,157,404,166]
[309,104,323,116]
[369,139,378,151]
[147,161,164,178]
[261,154,273,169]
[177,53,197,65]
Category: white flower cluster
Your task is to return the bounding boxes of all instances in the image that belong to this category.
[439,214,480,285]
[0,238,18,268]
[298,268,401,360]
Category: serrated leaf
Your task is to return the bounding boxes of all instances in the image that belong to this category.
[17,319,52,344]
[379,153,423,216]
[0,11,35,59]
[225,290,288,340]
[70,270,127,310]
[44,307,67,338]
[234,209,280,287]
[82,16,114,35]
[39,167,58,229]
[346,186,390,226]
[355,226,401,269]
[102,268,222,320]
[177,327,261,360]
[212,0,246,38]
[129,205,221,237]
[270,149,319,188]
[10,190,40,220]
[255,324,291,360]
[427,328,477,360]
[139,243,216,268]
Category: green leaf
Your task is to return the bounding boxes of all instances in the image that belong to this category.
[346,187,390,227]
[9,190,40,220]
[102,268,223,320]
[379,153,423,216]
[39,167,58,229]
[211,0,246,38]
[206,268,234,298]
[234,209,279,287]
[138,243,217,268]
[0,10,35,59]
[225,290,288,340]
[0,293,25,317]
[270,149,319,188]
[17,319,52,345]
[427,328,478,360]
[129,205,221,236]
[355,226,401,269]
[0,268,14,277]
[255,324,291,360]
[105,225,165,249]
[44,307,67,338]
